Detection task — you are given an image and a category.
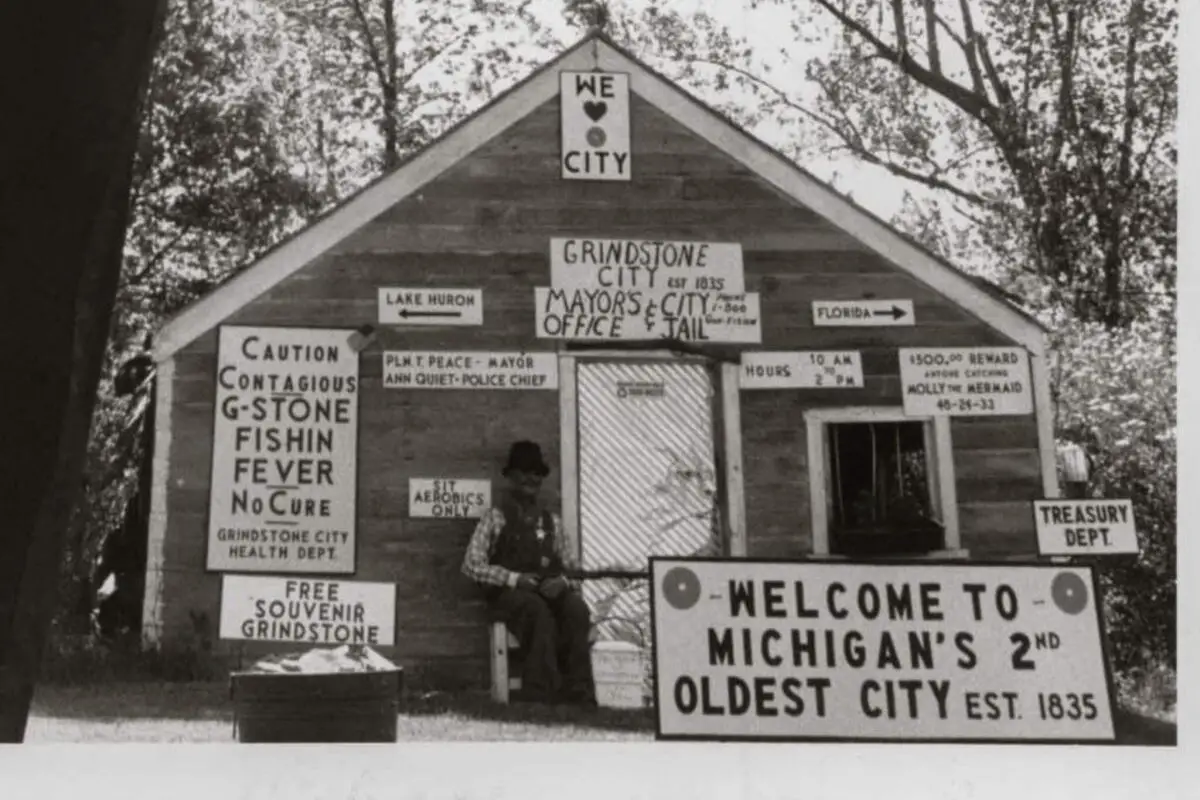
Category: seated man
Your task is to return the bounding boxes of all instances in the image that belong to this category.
[461,440,596,706]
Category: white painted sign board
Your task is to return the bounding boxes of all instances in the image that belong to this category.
[899,347,1033,416]
[382,351,558,390]
[740,351,864,389]
[409,478,492,519]
[208,326,359,575]
[535,287,761,343]
[378,288,483,326]
[560,72,631,181]
[219,575,396,646]
[651,558,1115,742]
[813,300,915,327]
[550,237,745,294]
[1034,500,1139,556]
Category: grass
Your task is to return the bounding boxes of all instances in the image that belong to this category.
[26,682,655,743]
[25,681,1175,745]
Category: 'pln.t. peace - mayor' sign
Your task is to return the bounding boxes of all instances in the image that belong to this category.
[650,558,1114,743]
[560,71,630,181]
[207,326,360,575]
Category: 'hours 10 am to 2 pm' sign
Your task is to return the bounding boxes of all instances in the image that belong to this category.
[208,327,359,575]
[650,558,1115,743]
[739,351,864,390]
[219,575,396,646]
[898,347,1033,416]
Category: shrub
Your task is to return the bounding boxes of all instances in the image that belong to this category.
[1051,318,1176,682]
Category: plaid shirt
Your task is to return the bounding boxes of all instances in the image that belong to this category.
[461,506,576,589]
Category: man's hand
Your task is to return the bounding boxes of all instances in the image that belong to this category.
[515,574,540,592]
[537,576,568,599]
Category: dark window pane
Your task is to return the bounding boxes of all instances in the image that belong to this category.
[828,421,942,556]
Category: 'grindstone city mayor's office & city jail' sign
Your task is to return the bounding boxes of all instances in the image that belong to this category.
[207,326,360,575]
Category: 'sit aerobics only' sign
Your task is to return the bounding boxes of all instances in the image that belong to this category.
[650,558,1114,743]
[208,326,359,574]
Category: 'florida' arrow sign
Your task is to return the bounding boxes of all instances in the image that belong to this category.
[379,288,483,326]
[812,299,915,327]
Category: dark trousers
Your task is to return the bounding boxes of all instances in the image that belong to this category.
[489,588,595,704]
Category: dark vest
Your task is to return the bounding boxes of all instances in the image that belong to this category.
[489,500,562,579]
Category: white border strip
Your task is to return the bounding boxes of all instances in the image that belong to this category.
[1029,347,1061,498]
[140,356,174,647]
[558,353,580,562]
[720,362,747,557]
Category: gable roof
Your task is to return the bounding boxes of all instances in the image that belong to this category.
[154,31,1048,361]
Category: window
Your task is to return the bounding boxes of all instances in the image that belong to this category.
[805,408,961,558]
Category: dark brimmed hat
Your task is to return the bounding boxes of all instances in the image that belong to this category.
[503,440,550,477]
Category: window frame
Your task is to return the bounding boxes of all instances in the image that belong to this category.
[804,406,964,559]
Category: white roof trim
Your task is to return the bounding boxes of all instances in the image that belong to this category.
[155,35,1045,361]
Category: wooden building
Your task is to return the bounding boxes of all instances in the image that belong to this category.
[141,33,1057,690]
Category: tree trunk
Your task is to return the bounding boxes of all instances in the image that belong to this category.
[0,0,166,742]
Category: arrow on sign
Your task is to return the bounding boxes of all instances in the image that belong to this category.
[873,305,908,320]
[398,309,462,319]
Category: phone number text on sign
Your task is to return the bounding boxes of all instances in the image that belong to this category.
[650,558,1114,742]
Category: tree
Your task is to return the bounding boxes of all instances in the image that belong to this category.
[269,0,557,181]
[0,1,167,742]
[60,0,329,639]
[634,0,1177,328]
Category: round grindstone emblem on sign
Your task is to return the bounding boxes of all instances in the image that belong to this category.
[586,126,607,147]
[662,566,701,611]
[1051,571,1089,615]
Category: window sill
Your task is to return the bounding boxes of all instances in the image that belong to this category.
[807,549,971,561]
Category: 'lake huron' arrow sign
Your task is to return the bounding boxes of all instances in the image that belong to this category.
[378,288,483,326]
[812,299,915,327]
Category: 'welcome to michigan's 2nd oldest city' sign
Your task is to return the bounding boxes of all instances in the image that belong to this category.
[650,558,1114,742]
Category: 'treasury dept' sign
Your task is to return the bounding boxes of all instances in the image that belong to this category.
[219,575,395,646]
[208,327,359,574]
[899,347,1033,416]
[651,558,1114,742]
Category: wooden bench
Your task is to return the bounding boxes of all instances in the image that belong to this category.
[489,620,522,703]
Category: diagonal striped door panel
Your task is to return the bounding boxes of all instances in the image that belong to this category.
[577,361,718,649]
[577,361,718,571]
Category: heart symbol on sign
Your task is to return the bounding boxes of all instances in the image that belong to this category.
[583,101,607,122]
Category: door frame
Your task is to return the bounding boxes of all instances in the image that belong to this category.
[557,350,746,566]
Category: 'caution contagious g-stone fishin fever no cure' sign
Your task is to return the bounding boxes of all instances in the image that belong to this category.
[899,347,1033,416]
[650,558,1115,742]
[219,575,396,646]
[208,326,359,575]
